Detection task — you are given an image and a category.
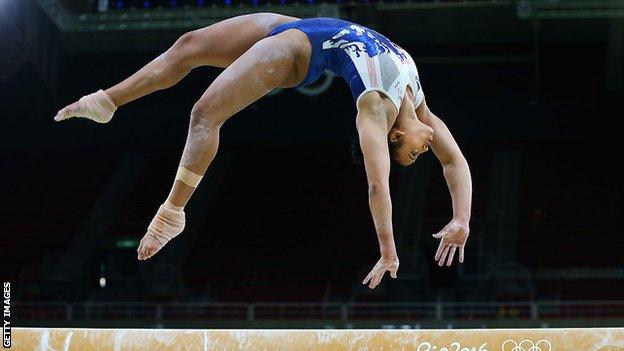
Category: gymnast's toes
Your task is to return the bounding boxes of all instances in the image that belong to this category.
[53,101,79,122]
[137,234,164,260]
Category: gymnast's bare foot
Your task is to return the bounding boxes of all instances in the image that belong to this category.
[54,89,117,124]
[137,200,186,260]
[137,235,164,261]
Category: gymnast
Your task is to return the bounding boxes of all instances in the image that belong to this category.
[54,13,472,289]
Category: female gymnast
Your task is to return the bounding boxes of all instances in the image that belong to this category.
[54,13,472,290]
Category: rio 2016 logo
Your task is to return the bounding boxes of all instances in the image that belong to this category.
[416,339,551,351]
[417,342,488,351]
[501,339,551,351]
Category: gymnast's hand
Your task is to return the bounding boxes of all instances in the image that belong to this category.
[137,200,185,260]
[362,255,399,289]
[433,218,469,267]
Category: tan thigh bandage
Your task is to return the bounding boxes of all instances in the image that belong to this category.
[175,166,203,188]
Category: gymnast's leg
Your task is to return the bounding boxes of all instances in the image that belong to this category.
[137,31,309,260]
[53,13,297,123]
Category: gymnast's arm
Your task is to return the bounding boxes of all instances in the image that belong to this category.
[418,98,472,265]
[356,114,397,260]
[356,112,400,289]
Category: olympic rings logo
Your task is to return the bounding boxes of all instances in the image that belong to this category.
[501,339,551,351]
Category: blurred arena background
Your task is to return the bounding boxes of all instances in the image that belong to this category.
[1,0,623,331]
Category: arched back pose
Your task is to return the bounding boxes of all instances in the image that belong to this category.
[54,13,472,289]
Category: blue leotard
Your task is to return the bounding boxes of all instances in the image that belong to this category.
[268,18,423,110]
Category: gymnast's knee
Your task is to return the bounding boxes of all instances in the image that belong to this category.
[166,30,202,71]
[190,100,225,131]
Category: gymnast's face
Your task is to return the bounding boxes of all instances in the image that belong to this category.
[389,118,434,166]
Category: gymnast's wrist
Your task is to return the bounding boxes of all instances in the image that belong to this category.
[452,216,470,226]
[381,250,398,261]
[380,243,397,260]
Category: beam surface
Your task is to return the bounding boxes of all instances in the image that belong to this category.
[10,327,624,350]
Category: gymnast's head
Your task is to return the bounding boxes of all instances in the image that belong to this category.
[388,89,434,167]
[352,87,434,167]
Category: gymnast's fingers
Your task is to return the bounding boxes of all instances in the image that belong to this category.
[438,245,450,267]
[362,270,374,285]
[446,246,457,267]
[370,271,384,289]
[434,239,445,261]
[459,246,465,263]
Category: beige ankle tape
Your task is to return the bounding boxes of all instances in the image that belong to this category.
[147,202,185,245]
[175,167,203,188]
[79,89,117,120]
[97,89,117,109]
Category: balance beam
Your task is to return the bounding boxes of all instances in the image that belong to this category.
[10,327,624,350]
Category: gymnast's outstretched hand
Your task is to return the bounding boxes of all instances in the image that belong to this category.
[433,218,469,267]
[362,255,399,289]
[137,200,186,260]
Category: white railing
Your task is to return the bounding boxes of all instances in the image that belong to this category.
[13,300,624,322]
